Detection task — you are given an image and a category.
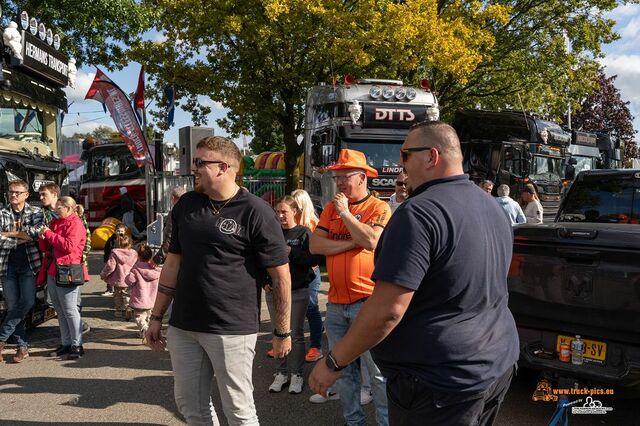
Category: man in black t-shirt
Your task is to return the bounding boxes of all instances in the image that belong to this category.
[310,122,519,426]
[145,136,291,426]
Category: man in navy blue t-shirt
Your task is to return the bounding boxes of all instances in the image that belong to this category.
[310,121,519,425]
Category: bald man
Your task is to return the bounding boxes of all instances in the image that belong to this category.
[310,121,519,426]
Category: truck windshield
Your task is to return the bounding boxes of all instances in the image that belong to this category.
[571,155,597,175]
[558,177,637,223]
[344,141,402,168]
[87,147,139,180]
[0,106,45,143]
[530,155,563,183]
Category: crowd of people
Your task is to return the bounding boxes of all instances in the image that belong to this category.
[480,179,544,225]
[1,124,524,426]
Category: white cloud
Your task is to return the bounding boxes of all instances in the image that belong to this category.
[64,69,96,103]
[600,54,640,137]
[619,15,640,38]
[198,95,224,110]
[61,118,112,137]
[605,4,640,22]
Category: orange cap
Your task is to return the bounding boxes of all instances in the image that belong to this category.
[322,149,378,177]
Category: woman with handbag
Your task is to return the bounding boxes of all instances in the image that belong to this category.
[39,196,87,359]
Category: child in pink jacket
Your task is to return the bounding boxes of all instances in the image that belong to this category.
[124,242,161,337]
[100,235,137,318]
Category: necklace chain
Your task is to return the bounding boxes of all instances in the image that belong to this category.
[208,187,239,216]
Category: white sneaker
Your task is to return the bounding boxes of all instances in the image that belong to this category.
[289,374,304,394]
[309,392,340,403]
[269,373,289,393]
[360,388,373,405]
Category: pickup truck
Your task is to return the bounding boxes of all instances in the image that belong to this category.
[508,169,640,393]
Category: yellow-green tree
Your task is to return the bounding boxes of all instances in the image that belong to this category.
[129,0,509,190]
[129,0,621,189]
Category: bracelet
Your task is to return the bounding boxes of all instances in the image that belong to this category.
[150,314,164,322]
[339,210,350,218]
[273,329,292,338]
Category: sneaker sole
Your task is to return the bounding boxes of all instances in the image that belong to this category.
[305,355,323,362]
[268,385,288,393]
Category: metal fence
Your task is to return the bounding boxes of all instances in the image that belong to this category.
[240,177,287,207]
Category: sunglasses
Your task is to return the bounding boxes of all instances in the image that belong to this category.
[400,146,433,163]
[396,181,407,187]
[192,158,227,168]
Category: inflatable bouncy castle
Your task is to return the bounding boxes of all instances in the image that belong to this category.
[239,152,302,206]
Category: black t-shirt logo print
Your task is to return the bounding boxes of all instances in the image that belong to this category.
[217,217,240,235]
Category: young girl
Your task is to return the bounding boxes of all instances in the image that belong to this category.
[124,242,161,337]
[266,196,320,395]
[100,234,138,318]
[102,223,129,296]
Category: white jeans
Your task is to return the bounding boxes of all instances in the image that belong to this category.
[167,326,259,426]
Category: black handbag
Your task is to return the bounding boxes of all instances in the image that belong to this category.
[56,264,85,287]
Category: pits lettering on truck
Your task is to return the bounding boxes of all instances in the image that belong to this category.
[374,108,415,121]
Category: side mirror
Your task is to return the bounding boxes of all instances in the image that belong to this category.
[568,157,577,165]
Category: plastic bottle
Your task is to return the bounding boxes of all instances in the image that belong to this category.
[571,335,585,365]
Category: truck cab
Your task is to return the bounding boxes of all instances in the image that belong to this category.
[303,78,439,210]
[453,110,569,221]
[79,137,146,230]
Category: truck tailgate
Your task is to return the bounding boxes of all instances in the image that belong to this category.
[508,223,640,346]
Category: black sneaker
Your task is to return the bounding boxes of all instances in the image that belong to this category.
[67,345,84,359]
[50,345,71,357]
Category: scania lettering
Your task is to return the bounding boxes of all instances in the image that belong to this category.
[303,78,439,209]
[0,10,73,329]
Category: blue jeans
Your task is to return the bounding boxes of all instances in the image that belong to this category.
[0,263,36,347]
[122,211,143,239]
[326,299,389,426]
[47,275,82,347]
[267,287,309,375]
[306,268,323,349]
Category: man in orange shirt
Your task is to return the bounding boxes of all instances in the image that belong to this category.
[310,149,390,426]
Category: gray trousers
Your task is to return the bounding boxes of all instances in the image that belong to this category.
[167,326,258,426]
[266,286,309,375]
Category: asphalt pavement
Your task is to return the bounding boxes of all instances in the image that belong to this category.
[0,252,635,425]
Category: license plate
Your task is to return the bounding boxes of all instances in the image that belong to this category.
[556,335,606,362]
[44,307,56,321]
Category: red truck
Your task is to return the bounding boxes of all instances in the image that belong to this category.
[78,137,147,230]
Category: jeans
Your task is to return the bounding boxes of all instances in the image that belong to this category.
[122,211,143,239]
[47,275,82,347]
[306,268,323,349]
[326,299,389,426]
[267,287,309,375]
[386,366,515,426]
[167,326,259,426]
[0,263,36,347]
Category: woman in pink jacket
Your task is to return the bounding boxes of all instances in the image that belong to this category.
[100,234,137,318]
[39,196,87,360]
[125,242,161,338]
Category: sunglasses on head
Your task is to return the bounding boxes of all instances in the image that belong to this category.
[400,146,433,163]
[192,158,227,168]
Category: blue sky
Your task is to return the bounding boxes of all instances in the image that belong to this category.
[62,4,640,146]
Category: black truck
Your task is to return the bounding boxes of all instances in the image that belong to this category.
[453,110,570,222]
[508,169,640,394]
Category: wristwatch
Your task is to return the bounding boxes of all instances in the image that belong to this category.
[325,351,346,371]
[150,314,164,322]
[273,329,292,338]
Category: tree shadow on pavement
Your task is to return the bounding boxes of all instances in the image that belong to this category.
[2,374,181,416]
